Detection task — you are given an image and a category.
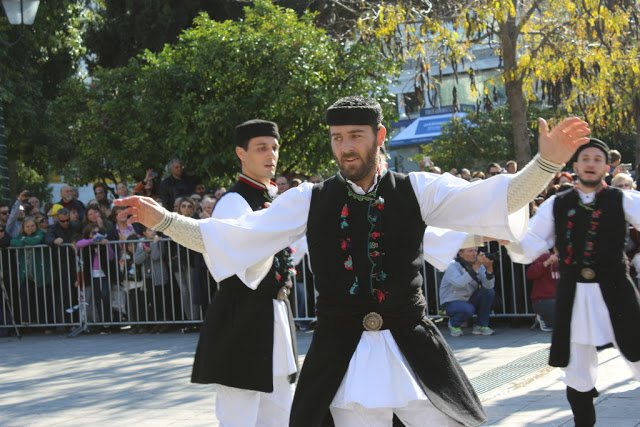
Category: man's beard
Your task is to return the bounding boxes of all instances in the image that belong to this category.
[335,141,379,184]
[577,170,606,188]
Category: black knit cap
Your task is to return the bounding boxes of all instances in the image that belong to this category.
[326,96,383,127]
[573,137,610,163]
[235,119,280,148]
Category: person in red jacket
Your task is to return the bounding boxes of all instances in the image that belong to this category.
[526,249,559,331]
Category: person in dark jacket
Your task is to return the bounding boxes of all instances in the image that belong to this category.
[45,208,81,322]
[158,158,199,212]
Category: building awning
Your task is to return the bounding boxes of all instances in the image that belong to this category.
[390,112,466,148]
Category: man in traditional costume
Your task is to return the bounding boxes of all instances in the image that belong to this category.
[115,96,589,426]
[506,138,640,427]
[190,119,298,425]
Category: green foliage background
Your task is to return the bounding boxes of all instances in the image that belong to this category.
[47,1,401,188]
[1,0,87,202]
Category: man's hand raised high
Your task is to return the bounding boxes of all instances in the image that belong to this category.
[113,196,167,229]
[537,117,590,165]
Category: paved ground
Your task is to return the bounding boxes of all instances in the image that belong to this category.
[1,320,638,426]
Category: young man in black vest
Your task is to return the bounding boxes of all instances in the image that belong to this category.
[190,119,298,425]
[507,138,640,427]
[116,97,590,426]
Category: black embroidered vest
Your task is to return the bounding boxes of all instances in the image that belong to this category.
[306,171,426,325]
[218,179,293,296]
[554,186,627,278]
[191,177,298,390]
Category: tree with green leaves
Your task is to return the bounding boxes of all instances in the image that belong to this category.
[84,0,249,70]
[0,0,87,202]
[48,0,402,187]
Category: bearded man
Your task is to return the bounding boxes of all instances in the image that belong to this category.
[115,96,589,426]
[507,138,640,427]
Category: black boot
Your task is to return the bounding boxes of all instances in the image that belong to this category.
[566,386,599,427]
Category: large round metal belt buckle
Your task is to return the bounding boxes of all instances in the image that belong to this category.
[580,267,596,280]
[363,312,383,331]
[276,286,289,301]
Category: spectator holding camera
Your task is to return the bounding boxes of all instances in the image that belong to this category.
[439,246,496,337]
[6,190,32,237]
[133,169,161,201]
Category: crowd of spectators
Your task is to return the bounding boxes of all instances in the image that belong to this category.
[0,158,234,335]
[2,152,638,337]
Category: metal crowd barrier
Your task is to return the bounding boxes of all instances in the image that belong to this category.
[0,240,532,336]
[293,243,531,321]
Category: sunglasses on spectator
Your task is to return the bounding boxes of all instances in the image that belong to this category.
[59,219,70,223]
[487,171,501,176]
[181,204,194,209]
[39,218,48,223]
[192,197,202,202]
[95,190,105,194]
[0,210,9,215]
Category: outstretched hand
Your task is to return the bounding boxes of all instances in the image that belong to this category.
[538,117,590,165]
[113,196,167,228]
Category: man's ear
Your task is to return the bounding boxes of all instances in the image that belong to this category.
[377,125,387,147]
[235,146,246,162]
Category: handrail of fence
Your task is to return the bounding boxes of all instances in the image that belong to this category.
[0,239,534,335]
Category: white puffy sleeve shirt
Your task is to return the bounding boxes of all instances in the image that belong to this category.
[200,172,528,288]
[197,171,528,408]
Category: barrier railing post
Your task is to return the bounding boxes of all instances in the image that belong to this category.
[68,246,89,337]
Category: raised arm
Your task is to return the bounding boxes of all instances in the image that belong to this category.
[506,117,590,214]
[411,117,589,241]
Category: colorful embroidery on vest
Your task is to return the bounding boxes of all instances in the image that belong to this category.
[339,194,388,302]
[563,187,605,266]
